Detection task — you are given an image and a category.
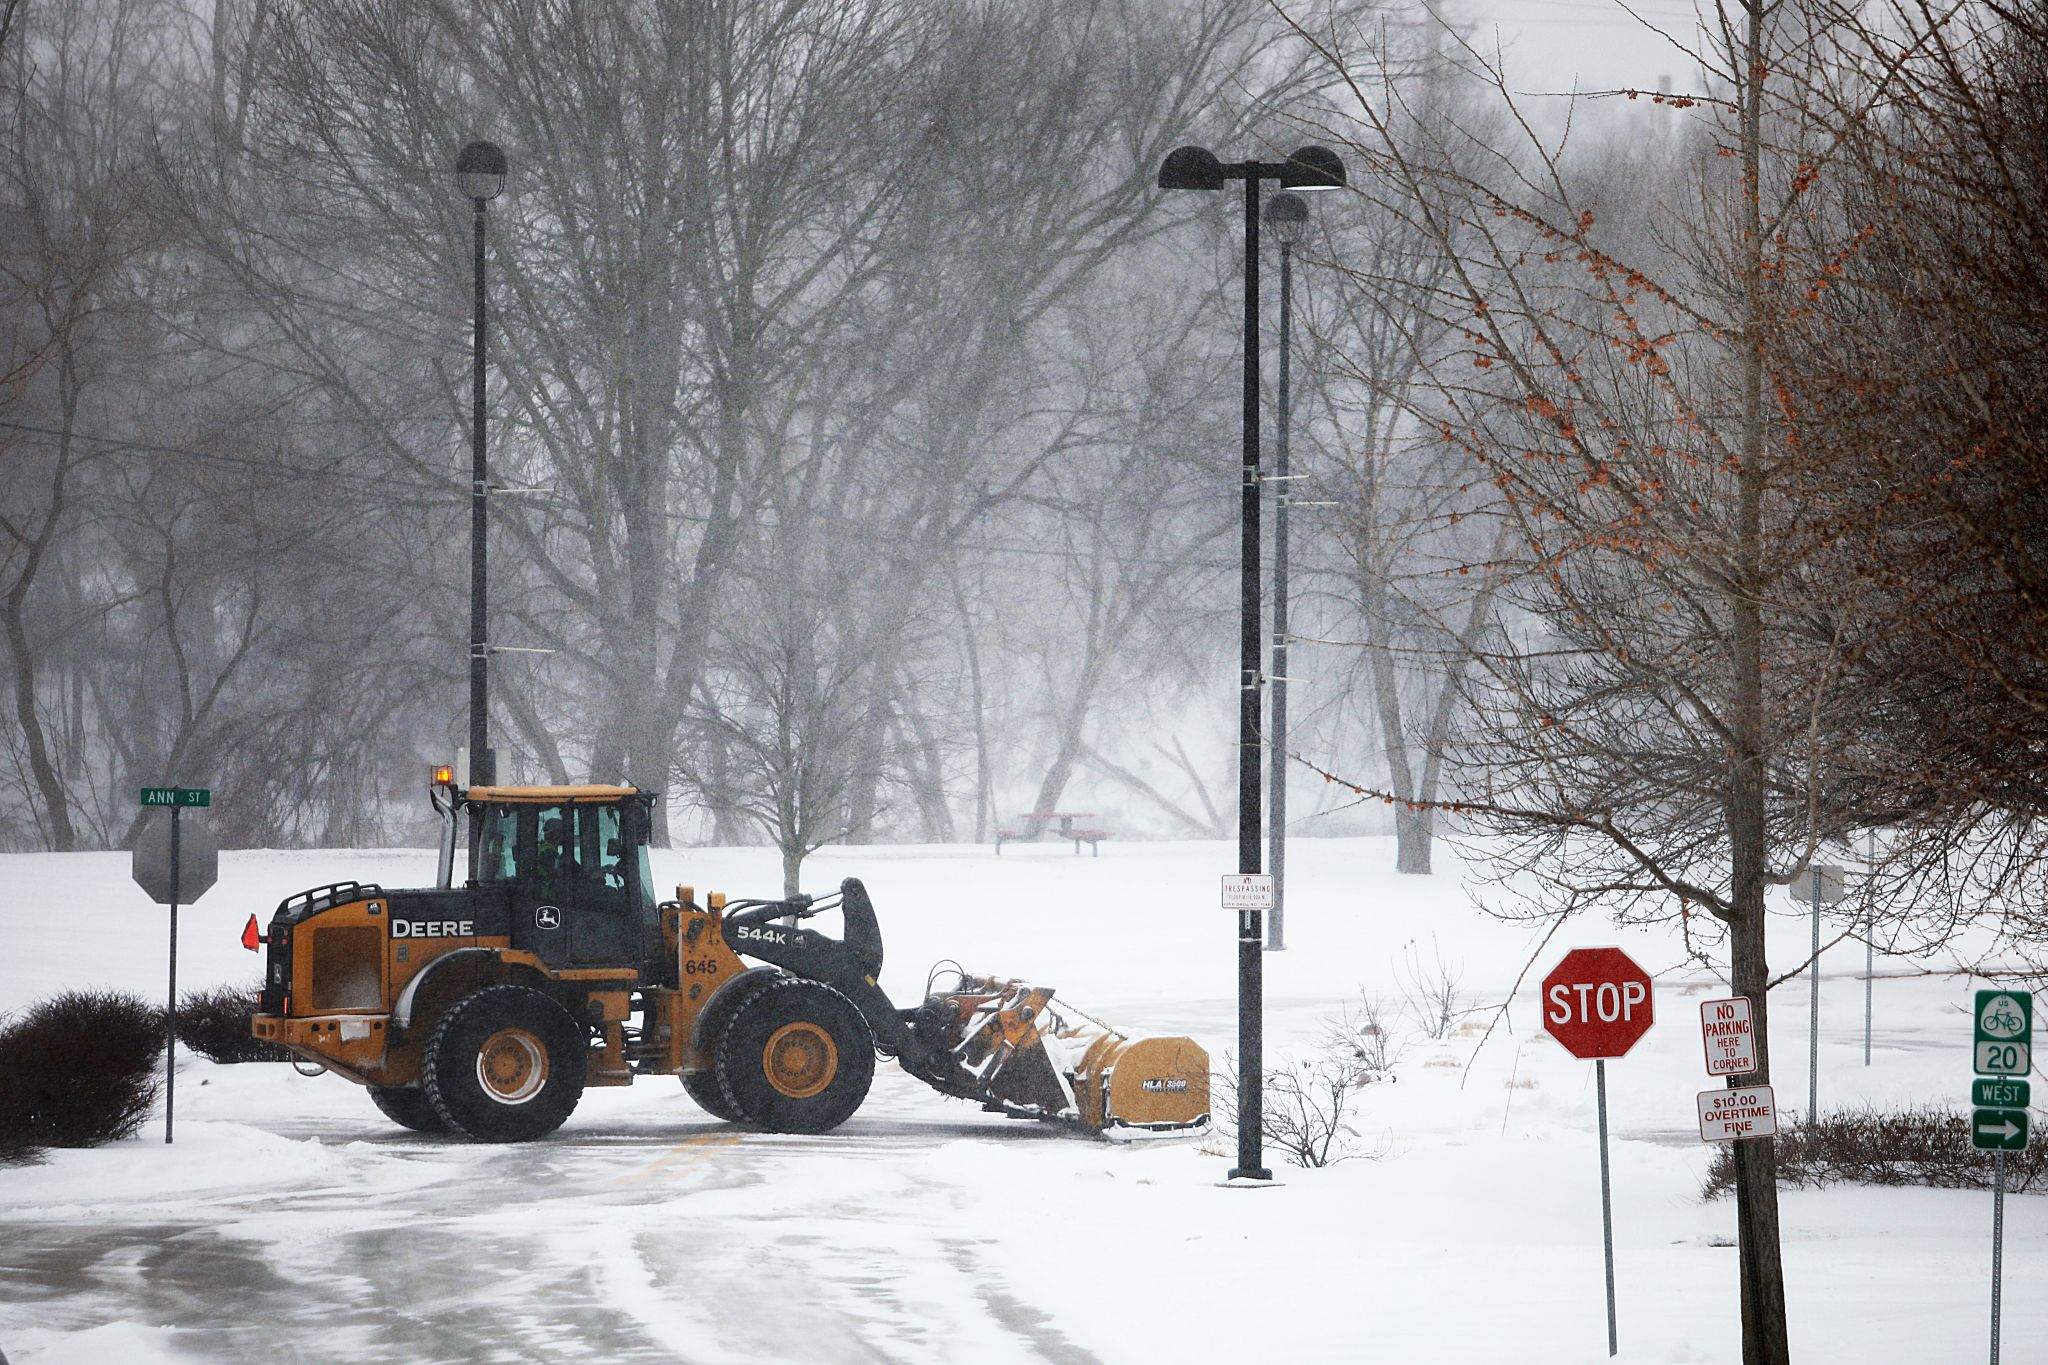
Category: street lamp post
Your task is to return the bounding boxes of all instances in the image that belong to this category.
[1263,190,1309,955]
[456,140,507,788]
[1157,144,1345,1183]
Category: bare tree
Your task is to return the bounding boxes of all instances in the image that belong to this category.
[1774,0,2048,962]
[687,537,901,896]
[1282,3,1972,1355]
[1289,82,1510,873]
[0,0,181,849]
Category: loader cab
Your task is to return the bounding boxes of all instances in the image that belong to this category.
[462,785,660,971]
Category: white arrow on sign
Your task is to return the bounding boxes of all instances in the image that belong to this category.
[1978,1116,2023,1142]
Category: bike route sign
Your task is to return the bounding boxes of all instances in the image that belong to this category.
[1974,989,2032,1077]
[1969,989,2032,1155]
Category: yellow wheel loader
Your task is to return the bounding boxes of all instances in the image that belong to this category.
[247,775,1209,1143]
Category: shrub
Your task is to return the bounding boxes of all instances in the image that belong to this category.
[177,983,291,1063]
[1209,1045,1394,1170]
[1397,941,1466,1041]
[1701,1105,2047,1198]
[0,990,165,1156]
[1321,991,1407,1080]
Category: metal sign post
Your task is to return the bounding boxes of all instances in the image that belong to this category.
[1596,1059,1616,1357]
[1970,988,2032,1365]
[1809,867,1820,1117]
[1540,947,1655,1358]
[1864,829,1876,1067]
[133,788,216,1144]
[1792,864,1845,1118]
[168,807,179,1142]
[1991,1150,2005,1365]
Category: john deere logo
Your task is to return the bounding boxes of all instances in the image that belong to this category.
[535,905,562,930]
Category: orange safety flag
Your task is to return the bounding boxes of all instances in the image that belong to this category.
[241,914,264,951]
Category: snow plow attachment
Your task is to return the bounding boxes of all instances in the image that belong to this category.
[907,974,1210,1139]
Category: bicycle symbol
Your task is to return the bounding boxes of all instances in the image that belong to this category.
[1980,996,2027,1039]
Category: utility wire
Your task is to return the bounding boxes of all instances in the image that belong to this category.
[2,417,1432,578]
[0,417,455,502]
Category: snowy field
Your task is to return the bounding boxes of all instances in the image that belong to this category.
[0,835,2039,1364]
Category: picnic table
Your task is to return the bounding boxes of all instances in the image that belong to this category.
[994,811,1112,856]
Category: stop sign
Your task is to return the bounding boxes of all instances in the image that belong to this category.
[1541,947,1655,1059]
[132,811,219,906]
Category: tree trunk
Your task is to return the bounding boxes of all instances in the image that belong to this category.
[952,572,992,844]
[1726,4,1791,1356]
[1028,647,1110,834]
[781,838,803,899]
[840,671,891,844]
[1727,901,1790,1364]
[900,689,956,843]
[1393,804,1433,874]
[2,381,80,852]
[2,594,74,851]
[1399,529,1510,879]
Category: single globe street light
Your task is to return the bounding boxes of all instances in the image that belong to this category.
[457,139,508,787]
[1261,189,1311,956]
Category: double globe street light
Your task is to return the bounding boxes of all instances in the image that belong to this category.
[1156,143,1344,1183]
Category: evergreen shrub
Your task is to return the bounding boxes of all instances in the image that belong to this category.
[0,990,165,1159]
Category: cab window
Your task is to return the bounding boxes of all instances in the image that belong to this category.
[594,805,627,891]
[534,806,583,893]
[475,806,521,884]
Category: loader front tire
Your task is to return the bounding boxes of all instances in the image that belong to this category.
[368,1085,450,1134]
[682,1070,741,1122]
[682,968,783,1122]
[423,985,586,1142]
[716,979,874,1135]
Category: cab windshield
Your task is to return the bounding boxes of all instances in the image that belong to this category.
[468,798,652,914]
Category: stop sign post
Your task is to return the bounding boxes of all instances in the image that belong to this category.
[131,789,215,1144]
[1541,946,1656,1359]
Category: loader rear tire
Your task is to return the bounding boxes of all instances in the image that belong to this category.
[368,1085,450,1134]
[716,978,874,1134]
[423,985,586,1142]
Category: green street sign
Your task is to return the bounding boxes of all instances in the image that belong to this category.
[1971,1108,2030,1153]
[1973,989,2032,1076]
[1973,1078,2031,1109]
[140,787,211,808]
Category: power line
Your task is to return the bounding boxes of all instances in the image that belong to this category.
[1,417,1417,577]
[0,418,455,502]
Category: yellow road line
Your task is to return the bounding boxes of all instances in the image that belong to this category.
[615,1131,744,1186]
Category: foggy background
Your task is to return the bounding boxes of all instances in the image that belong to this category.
[5,0,2043,952]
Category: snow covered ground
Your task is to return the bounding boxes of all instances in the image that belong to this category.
[0,835,2039,1364]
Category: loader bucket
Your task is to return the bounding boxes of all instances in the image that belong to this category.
[912,975,1209,1138]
